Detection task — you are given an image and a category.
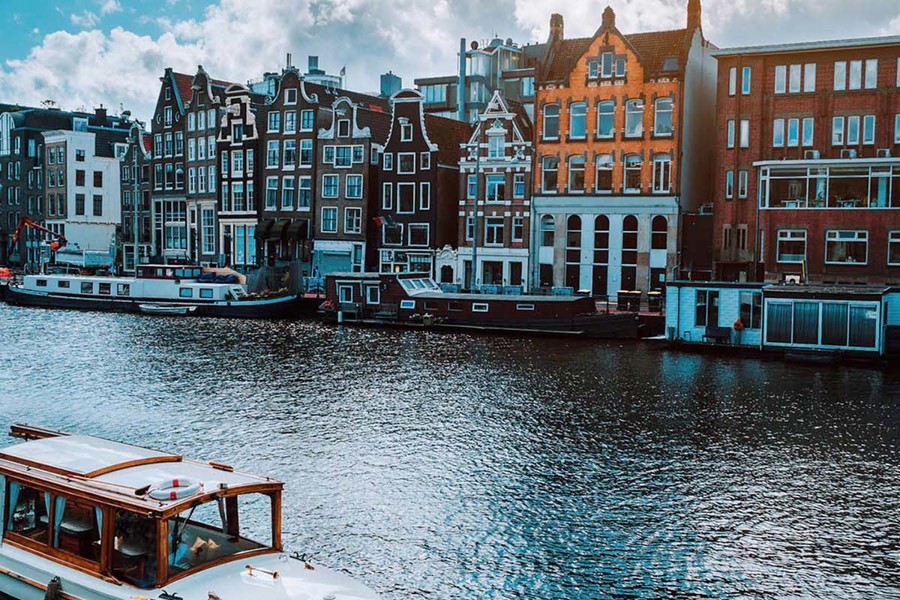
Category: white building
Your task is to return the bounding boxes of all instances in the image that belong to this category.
[43,129,125,259]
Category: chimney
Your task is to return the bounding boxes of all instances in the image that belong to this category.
[601,6,616,30]
[687,0,702,32]
[549,14,564,42]
[94,105,108,127]
[286,52,292,69]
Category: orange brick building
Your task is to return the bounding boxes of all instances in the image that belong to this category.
[531,1,716,298]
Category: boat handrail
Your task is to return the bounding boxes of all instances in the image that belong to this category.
[9,423,69,441]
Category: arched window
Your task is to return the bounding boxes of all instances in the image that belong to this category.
[540,215,555,247]
[597,101,615,138]
[566,215,582,249]
[541,156,559,193]
[624,154,641,193]
[542,104,560,139]
[569,102,587,139]
[568,156,585,192]
[652,215,668,250]
[652,153,671,194]
[654,97,673,136]
[595,154,613,193]
[624,99,644,137]
[0,113,13,157]
[621,215,639,290]
[593,215,610,296]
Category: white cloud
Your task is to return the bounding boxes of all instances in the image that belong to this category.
[70,11,100,28]
[100,0,123,15]
[3,0,900,124]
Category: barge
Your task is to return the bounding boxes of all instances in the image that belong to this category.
[0,424,380,600]
[319,272,640,339]
[4,265,303,319]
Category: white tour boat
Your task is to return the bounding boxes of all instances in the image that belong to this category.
[0,424,380,600]
[5,265,303,319]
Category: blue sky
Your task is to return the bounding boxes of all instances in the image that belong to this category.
[1,0,899,124]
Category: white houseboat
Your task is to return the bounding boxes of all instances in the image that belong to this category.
[5,265,302,319]
[0,424,380,600]
[665,281,900,363]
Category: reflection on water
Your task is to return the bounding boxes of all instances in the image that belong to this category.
[1,304,899,598]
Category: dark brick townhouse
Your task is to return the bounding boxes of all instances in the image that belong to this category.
[375,89,471,276]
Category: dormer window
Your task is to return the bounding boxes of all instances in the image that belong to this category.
[488,135,504,159]
[338,119,351,137]
[589,62,599,78]
[615,56,627,77]
[401,123,413,142]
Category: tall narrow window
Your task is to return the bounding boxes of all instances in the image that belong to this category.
[832,116,845,145]
[654,97,673,136]
[740,119,750,148]
[802,117,814,147]
[787,118,800,147]
[569,102,587,139]
[597,101,615,138]
[595,154,613,193]
[542,104,559,139]
[789,64,801,93]
[568,156,585,192]
[741,66,751,95]
[847,115,860,145]
[804,63,816,92]
[727,120,735,148]
[541,156,558,193]
[728,67,737,96]
[738,170,748,199]
[652,154,671,193]
[849,60,862,90]
[624,154,641,193]
[834,61,846,91]
[773,119,785,147]
[863,115,875,145]
[775,65,787,94]
[725,170,734,199]
[624,99,644,137]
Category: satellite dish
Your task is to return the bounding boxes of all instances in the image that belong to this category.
[471,41,479,50]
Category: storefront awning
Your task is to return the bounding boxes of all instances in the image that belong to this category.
[269,220,288,239]
[254,220,274,240]
[285,219,309,241]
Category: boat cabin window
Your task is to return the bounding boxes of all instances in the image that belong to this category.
[52,495,101,563]
[516,303,535,311]
[424,301,440,312]
[167,494,271,578]
[81,282,93,294]
[5,482,49,545]
[117,284,130,296]
[179,288,193,298]
[473,303,489,312]
[36,279,47,287]
[399,300,416,310]
[200,288,213,299]
[112,510,158,589]
[99,283,111,295]
[58,280,70,289]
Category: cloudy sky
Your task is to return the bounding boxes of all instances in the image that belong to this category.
[1,0,899,124]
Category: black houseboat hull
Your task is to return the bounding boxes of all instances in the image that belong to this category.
[5,286,304,319]
[322,311,640,339]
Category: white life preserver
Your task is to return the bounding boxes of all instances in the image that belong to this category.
[147,478,202,501]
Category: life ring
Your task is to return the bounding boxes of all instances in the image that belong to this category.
[147,478,201,501]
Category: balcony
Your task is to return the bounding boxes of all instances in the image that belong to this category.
[757,160,900,209]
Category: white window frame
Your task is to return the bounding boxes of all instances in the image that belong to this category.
[725,170,734,199]
[832,116,845,146]
[408,223,430,247]
[322,174,339,198]
[888,231,900,266]
[773,119,785,147]
[265,176,278,210]
[825,230,868,265]
[739,119,750,148]
[397,152,416,175]
[738,170,748,199]
[775,65,787,94]
[727,120,735,148]
[345,174,363,199]
[344,207,362,234]
[862,115,875,145]
[776,229,807,264]
[741,66,751,95]
[804,63,816,92]
[321,206,338,233]
[834,61,847,91]
[382,182,393,210]
[728,67,737,96]
[419,182,431,210]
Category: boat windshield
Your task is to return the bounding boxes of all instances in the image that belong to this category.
[167,493,272,577]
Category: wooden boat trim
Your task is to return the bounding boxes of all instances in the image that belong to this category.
[0,563,87,600]
[2,537,119,588]
[162,546,279,586]
[82,455,184,478]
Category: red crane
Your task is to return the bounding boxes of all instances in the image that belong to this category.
[10,217,68,259]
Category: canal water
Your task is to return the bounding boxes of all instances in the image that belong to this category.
[0,304,899,599]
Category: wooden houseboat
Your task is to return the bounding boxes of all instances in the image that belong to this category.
[319,273,640,338]
[0,424,380,600]
[5,265,302,319]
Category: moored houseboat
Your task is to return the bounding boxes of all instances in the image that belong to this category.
[319,272,640,338]
[665,280,900,363]
[4,265,303,319]
[0,424,380,600]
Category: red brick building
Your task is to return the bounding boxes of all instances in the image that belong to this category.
[713,36,900,285]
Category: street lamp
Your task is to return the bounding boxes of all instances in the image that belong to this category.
[127,119,143,274]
